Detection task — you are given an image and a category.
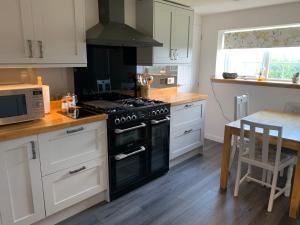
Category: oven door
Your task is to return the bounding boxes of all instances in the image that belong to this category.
[109,145,148,198]
[109,122,148,153]
[150,116,170,175]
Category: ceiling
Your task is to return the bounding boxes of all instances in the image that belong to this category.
[171,0,300,14]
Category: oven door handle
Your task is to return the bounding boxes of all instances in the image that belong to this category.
[114,123,146,134]
[115,146,146,161]
[151,117,170,125]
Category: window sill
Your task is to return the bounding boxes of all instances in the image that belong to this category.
[211,78,300,89]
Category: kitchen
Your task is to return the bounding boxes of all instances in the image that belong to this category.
[1,0,300,225]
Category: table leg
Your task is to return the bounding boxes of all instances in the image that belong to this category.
[220,125,233,190]
[289,150,300,218]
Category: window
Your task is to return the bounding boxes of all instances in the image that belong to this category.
[223,47,300,80]
[218,25,300,81]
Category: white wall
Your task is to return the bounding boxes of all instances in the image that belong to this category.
[199,2,300,142]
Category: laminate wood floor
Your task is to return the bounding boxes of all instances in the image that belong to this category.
[58,140,300,225]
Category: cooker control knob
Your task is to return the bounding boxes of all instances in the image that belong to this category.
[152,111,157,116]
[132,115,137,120]
[115,118,120,125]
[164,108,169,113]
[156,109,160,115]
[160,108,164,114]
[120,117,126,123]
[126,116,132,121]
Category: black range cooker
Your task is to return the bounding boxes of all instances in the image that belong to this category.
[78,93,170,200]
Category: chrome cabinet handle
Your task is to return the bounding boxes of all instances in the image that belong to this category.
[30,141,37,159]
[184,104,193,109]
[38,40,43,58]
[151,117,170,125]
[174,48,178,60]
[184,129,193,135]
[115,123,146,134]
[170,49,174,60]
[27,40,33,58]
[66,127,84,134]
[115,146,146,161]
[69,166,86,174]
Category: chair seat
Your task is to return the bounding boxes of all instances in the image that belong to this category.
[241,148,296,166]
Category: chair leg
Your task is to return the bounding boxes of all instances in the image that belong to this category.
[229,136,238,172]
[246,164,252,182]
[262,169,267,186]
[266,171,272,186]
[234,159,242,197]
[284,166,294,197]
[280,169,284,177]
[268,170,279,212]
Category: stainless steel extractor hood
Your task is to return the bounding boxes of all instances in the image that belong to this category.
[86,0,163,47]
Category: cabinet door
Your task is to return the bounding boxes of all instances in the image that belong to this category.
[32,0,86,65]
[171,7,193,64]
[0,0,35,65]
[38,121,107,176]
[43,158,107,216]
[0,136,45,225]
[153,2,172,64]
[170,124,203,160]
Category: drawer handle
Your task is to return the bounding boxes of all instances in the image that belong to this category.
[184,104,193,109]
[66,127,84,134]
[30,141,37,160]
[69,166,86,174]
[184,129,193,135]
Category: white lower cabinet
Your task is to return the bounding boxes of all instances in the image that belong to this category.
[170,100,206,160]
[38,121,107,176]
[0,136,45,225]
[43,158,107,216]
[0,121,108,225]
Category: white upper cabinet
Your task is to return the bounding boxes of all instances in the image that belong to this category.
[0,0,35,64]
[0,136,45,225]
[136,0,194,65]
[0,0,86,67]
[32,0,86,65]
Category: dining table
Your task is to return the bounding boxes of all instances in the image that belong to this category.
[220,110,300,219]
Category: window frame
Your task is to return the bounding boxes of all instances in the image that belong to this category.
[216,27,300,82]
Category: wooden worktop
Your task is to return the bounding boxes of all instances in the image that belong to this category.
[148,87,208,106]
[0,103,108,142]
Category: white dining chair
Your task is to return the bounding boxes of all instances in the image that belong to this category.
[229,94,249,171]
[234,120,296,212]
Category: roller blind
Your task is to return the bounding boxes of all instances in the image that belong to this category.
[223,26,300,49]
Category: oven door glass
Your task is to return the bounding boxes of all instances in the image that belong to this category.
[0,95,27,118]
[111,123,147,152]
[110,146,148,193]
[150,118,170,174]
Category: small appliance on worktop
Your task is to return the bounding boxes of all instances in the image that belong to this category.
[0,84,45,126]
[74,92,171,200]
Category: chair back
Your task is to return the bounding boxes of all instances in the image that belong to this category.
[234,94,249,120]
[284,102,300,114]
[240,119,283,166]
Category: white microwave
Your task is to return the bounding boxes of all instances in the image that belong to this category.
[0,84,45,126]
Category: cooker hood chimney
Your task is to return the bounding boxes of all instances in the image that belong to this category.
[86,0,163,47]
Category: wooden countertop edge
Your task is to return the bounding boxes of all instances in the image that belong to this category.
[168,95,208,106]
[211,78,300,89]
[0,113,108,142]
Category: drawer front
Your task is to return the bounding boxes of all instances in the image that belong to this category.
[171,100,206,131]
[170,124,203,160]
[42,158,107,216]
[38,121,107,176]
